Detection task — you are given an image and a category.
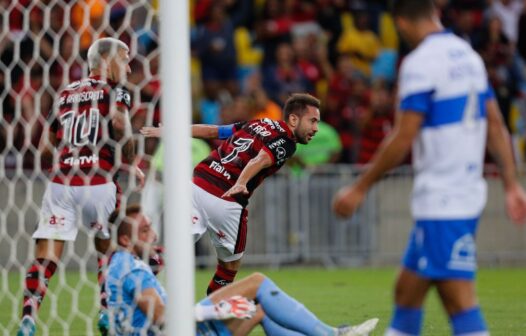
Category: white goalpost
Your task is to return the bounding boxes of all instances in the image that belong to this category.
[159,0,195,335]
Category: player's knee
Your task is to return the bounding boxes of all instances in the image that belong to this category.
[394,279,422,307]
[437,281,477,315]
[248,272,266,285]
[442,295,477,315]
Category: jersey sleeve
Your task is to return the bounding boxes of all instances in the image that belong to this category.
[232,121,247,132]
[484,82,496,101]
[398,56,435,114]
[115,87,132,110]
[262,135,296,165]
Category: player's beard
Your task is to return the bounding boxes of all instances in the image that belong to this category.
[295,128,311,144]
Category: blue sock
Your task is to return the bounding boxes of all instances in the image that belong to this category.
[261,315,305,336]
[450,307,488,335]
[256,277,335,336]
[389,305,423,336]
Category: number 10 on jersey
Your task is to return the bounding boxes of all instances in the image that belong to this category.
[60,108,100,147]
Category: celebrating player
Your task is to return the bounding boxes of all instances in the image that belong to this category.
[332,1,526,335]
[195,93,318,296]
[106,204,379,336]
[141,93,320,294]
[17,38,144,336]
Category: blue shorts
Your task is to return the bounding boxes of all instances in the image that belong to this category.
[403,218,479,280]
[196,298,232,336]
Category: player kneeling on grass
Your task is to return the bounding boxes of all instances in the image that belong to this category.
[106,204,379,336]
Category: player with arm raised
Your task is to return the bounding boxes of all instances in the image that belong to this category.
[17,37,144,336]
[332,1,526,335]
[141,93,320,294]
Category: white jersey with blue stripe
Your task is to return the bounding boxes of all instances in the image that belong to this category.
[398,31,493,219]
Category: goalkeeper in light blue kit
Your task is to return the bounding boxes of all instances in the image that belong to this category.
[333,0,526,335]
[106,204,378,336]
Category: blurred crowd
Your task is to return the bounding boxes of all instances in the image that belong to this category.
[2,0,526,170]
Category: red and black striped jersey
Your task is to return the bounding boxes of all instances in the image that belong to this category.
[194,118,296,206]
[49,75,131,186]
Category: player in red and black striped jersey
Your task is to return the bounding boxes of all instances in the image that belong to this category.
[18,38,144,336]
[193,118,297,207]
[50,75,133,185]
[141,93,321,295]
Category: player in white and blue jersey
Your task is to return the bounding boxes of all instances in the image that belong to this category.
[333,0,526,335]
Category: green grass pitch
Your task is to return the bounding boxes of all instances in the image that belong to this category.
[2,268,525,335]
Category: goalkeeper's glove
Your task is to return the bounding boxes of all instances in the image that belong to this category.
[215,295,257,320]
[195,295,256,322]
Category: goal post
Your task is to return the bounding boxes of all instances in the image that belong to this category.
[0,1,195,334]
[159,0,195,335]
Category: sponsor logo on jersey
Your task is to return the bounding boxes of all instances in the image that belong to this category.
[276,147,286,159]
[209,161,232,180]
[268,138,286,149]
[63,154,99,166]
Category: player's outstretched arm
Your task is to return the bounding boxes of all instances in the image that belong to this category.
[140,124,235,140]
[486,99,526,224]
[333,111,423,218]
[222,149,273,198]
[140,124,162,138]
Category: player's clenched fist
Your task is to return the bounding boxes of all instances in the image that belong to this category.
[332,185,366,218]
[215,295,257,320]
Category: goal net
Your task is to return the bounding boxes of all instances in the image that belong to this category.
[1,1,161,334]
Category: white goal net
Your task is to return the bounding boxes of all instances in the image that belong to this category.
[1,1,161,334]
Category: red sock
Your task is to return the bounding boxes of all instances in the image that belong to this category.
[97,255,109,310]
[22,258,57,318]
[207,264,237,295]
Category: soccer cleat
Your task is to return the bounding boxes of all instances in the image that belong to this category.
[16,316,36,336]
[98,309,109,336]
[337,318,379,336]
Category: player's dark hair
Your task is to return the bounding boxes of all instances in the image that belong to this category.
[283,93,320,120]
[391,0,435,20]
[108,204,142,239]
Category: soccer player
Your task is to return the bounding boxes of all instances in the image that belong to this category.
[332,1,526,335]
[141,93,321,294]
[106,204,379,336]
[17,38,145,336]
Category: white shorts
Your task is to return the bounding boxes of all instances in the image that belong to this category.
[192,183,248,262]
[33,182,117,241]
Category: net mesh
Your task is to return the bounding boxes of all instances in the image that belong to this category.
[1,1,159,334]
